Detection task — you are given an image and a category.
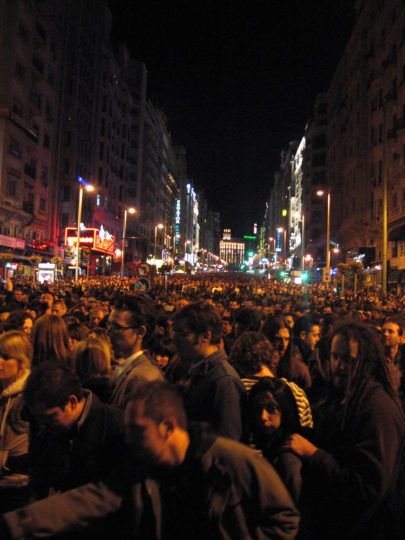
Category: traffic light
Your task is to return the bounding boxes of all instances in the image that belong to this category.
[279,270,286,278]
[301,272,308,281]
[247,251,254,258]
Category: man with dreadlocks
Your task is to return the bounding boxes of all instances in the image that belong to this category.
[284,321,405,540]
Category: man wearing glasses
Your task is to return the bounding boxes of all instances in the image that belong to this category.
[107,295,165,409]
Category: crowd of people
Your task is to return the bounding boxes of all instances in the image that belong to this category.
[0,272,404,539]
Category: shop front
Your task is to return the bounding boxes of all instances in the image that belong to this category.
[64,226,115,277]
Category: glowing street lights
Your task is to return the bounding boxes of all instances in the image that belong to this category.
[75,177,94,282]
[277,227,286,261]
[154,223,164,264]
[316,189,331,284]
[121,207,136,277]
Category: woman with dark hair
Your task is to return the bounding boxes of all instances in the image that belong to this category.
[246,378,308,504]
[285,321,405,540]
[31,314,71,367]
[229,332,313,430]
[262,315,311,391]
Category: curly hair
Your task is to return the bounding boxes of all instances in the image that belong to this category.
[229,332,278,377]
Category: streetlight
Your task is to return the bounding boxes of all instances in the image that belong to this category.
[75,177,94,282]
[295,211,305,271]
[121,207,136,277]
[184,239,191,261]
[317,190,331,284]
[154,223,164,264]
[277,227,287,261]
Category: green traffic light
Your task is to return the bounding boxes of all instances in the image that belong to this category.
[301,272,308,281]
[280,270,286,277]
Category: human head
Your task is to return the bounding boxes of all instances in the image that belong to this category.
[52,299,67,317]
[261,316,290,356]
[329,321,392,399]
[233,308,262,337]
[1,310,33,335]
[247,378,301,438]
[0,330,32,388]
[124,381,188,465]
[89,307,107,328]
[23,363,84,430]
[107,295,156,358]
[14,288,23,303]
[73,336,112,384]
[229,332,278,377]
[31,314,72,367]
[172,301,222,361]
[383,317,404,350]
[293,315,320,351]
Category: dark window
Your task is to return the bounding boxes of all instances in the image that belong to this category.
[32,54,44,73]
[15,62,25,80]
[62,185,70,202]
[9,138,22,158]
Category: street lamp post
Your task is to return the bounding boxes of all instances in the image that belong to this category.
[317,189,331,282]
[154,223,164,264]
[121,207,136,277]
[75,177,94,282]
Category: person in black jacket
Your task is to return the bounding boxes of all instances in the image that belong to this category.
[285,321,405,540]
[23,364,125,499]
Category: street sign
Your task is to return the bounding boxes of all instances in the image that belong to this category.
[138,263,150,277]
[322,267,332,282]
[135,278,150,292]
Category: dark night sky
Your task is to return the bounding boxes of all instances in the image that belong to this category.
[108,0,356,237]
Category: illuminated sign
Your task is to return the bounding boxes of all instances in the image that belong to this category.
[64,227,115,255]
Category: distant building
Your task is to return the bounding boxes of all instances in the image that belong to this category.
[220,229,245,267]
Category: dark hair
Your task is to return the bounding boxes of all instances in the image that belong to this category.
[329,321,400,426]
[24,363,83,409]
[261,315,288,343]
[127,381,187,430]
[248,378,301,435]
[173,301,222,345]
[229,332,278,377]
[234,308,262,334]
[113,295,156,344]
[384,316,405,336]
[292,315,320,339]
[1,310,32,332]
[65,317,90,342]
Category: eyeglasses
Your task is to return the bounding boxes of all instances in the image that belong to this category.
[106,323,135,333]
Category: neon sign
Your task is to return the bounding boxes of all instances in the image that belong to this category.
[64,227,115,255]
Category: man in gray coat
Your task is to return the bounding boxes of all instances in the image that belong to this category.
[107,295,165,409]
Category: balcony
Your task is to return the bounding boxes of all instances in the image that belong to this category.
[23,201,34,214]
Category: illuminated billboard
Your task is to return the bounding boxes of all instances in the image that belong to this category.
[64,226,115,255]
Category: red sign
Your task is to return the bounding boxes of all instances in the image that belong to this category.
[64,227,115,256]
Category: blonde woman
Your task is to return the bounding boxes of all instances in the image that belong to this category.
[0,330,32,476]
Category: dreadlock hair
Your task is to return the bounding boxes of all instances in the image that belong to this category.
[328,321,400,428]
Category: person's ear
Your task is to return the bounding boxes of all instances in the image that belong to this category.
[67,395,79,410]
[299,330,307,341]
[137,325,146,338]
[160,416,177,439]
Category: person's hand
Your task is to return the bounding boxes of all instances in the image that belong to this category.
[283,433,318,458]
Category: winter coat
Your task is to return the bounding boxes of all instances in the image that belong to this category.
[0,371,30,474]
[110,351,165,409]
[3,424,300,540]
[303,379,405,540]
[185,348,245,440]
